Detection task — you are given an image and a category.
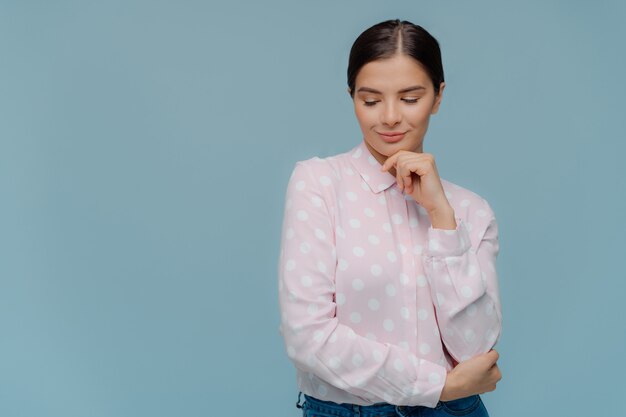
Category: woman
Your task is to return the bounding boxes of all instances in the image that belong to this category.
[278,19,503,417]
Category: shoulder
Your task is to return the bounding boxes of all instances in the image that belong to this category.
[283,152,349,224]
[288,148,352,186]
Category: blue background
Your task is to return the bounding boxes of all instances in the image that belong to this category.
[1,1,624,416]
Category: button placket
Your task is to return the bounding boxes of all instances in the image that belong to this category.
[389,188,417,351]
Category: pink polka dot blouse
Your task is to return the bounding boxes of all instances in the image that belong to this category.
[277,140,502,408]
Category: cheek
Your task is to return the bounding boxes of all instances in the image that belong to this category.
[405,105,432,124]
[354,106,376,128]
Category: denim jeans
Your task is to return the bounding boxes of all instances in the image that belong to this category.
[295,390,490,417]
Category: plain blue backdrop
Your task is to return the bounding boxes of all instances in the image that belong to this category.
[1,1,624,416]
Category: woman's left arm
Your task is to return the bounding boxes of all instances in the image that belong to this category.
[421,200,502,363]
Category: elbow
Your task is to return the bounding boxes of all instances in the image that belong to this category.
[444,315,502,363]
[281,316,336,373]
[281,320,315,371]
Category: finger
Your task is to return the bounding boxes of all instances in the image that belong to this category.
[486,350,499,365]
[380,152,400,172]
[403,162,420,194]
[404,178,411,194]
[396,160,411,191]
[403,172,412,190]
[403,159,430,177]
[405,174,415,194]
[399,160,424,194]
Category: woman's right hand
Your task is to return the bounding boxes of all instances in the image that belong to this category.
[439,349,502,401]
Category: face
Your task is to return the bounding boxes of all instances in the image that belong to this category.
[349,53,445,165]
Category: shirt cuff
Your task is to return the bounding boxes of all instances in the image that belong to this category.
[425,217,471,257]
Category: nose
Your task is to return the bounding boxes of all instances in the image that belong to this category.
[381,101,401,127]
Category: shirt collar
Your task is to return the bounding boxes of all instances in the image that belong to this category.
[348,140,397,194]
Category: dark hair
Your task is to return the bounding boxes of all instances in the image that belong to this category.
[347,19,444,98]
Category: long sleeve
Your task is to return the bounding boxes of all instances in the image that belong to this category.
[421,203,502,363]
[277,160,448,407]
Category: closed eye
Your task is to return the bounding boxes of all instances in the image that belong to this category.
[363,98,420,107]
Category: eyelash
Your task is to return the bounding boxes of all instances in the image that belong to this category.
[363,98,419,107]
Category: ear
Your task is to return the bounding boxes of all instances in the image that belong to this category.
[347,87,352,97]
[431,81,445,114]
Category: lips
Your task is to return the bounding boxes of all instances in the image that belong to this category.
[378,132,405,143]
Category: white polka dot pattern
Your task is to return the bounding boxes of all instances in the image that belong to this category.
[277,141,502,408]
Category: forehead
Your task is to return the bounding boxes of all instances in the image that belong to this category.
[355,54,431,91]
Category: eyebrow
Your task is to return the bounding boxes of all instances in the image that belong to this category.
[356,85,426,94]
